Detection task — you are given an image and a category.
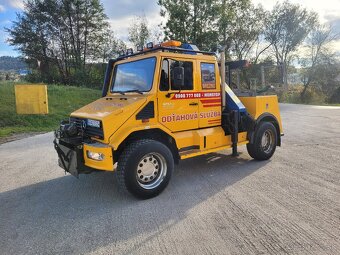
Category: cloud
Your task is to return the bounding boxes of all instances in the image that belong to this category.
[330,20,340,38]
[324,14,340,33]
[108,11,164,46]
[9,0,24,9]
[0,0,24,10]
[0,4,5,12]
[252,0,340,23]
[102,0,159,20]
[104,0,164,44]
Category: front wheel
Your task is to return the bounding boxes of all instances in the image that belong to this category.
[116,139,174,199]
[247,122,277,160]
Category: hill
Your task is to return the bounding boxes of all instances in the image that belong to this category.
[0,56,27,71]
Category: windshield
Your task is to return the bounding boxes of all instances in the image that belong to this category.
[111,57,156,93]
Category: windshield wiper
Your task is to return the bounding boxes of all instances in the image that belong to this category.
[123,89,144,95]
[112,91,125,95]
[111,90,144,95]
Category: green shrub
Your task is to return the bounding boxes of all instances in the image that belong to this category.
[328,86,340,104]
[278,86,326,105]
[301,87,326,104]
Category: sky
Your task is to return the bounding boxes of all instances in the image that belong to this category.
[0,0,340,57]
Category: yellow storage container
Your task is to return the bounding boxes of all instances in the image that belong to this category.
[15,84,48,114]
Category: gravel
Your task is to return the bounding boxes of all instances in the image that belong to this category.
[0,103,339,255]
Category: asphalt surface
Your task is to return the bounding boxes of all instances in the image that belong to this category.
[0,103,340,255]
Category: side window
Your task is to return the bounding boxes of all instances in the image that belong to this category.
[160,59,169,91]
[171,60,193,90]
[201,63,216,89]
[159,58,193,91]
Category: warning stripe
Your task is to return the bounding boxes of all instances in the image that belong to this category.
[202,104,221,108]
[200,99,221,104]
[208,118,221,122]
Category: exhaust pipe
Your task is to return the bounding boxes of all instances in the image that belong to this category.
[220,46,227,110]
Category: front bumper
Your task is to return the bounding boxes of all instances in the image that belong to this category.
[54,137,114,177]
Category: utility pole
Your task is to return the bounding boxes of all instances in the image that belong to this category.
[261,65,265,87]
[282,63,288,90]
[236,69,240,89]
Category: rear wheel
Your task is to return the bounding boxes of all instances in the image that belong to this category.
[247,122,277,160]
[116,139,174,199]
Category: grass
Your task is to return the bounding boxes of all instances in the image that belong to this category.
[1,81,338,139]
[0,81,101,138]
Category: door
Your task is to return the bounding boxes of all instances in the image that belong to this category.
[158,58,199,132]
[198,62,222,128]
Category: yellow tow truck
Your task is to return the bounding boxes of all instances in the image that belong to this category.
[54,40,283,199]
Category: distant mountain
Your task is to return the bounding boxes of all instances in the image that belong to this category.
[0,56,27,71]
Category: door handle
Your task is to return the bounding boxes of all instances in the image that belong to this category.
[189,102,198,106]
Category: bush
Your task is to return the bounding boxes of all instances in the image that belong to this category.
[300,87,326,104]
[278,85,326,105]
[328,86,340,104]
[25,70,43,83]
[277,86,301,103]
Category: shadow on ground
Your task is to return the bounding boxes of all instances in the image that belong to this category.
[0,152,268,254]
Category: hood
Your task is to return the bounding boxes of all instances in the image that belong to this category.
[71,96,147,141]
[71,96,147,119]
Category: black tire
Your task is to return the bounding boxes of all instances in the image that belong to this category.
[116,139,174,199]
[247,122,277,160]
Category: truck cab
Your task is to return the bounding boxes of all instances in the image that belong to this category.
[54,40,283,199]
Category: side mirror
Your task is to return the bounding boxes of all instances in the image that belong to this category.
[173,66,184,90]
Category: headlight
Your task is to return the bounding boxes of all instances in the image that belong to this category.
[87,119,101,128]
[86,151,105,161]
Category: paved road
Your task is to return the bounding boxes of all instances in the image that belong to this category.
[0,104,339,255]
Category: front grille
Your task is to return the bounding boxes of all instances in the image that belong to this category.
[70,117,104,139]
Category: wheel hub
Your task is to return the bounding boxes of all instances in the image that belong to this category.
[261,130,274,153]
[135,152,167,190]
[137,155,159,183]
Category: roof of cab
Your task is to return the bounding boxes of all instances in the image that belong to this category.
[116,46,217,62]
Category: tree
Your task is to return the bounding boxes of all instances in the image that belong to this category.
[265,1,317,89]
[101,32,126,62]
[128,15,151,48]
[158,0,218,51]
[6,0,117,85]
[229,4,268,61]
[158,0,269,57]
[158,0,190,42]
[299,25,339,100]
[217,0,250,58]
